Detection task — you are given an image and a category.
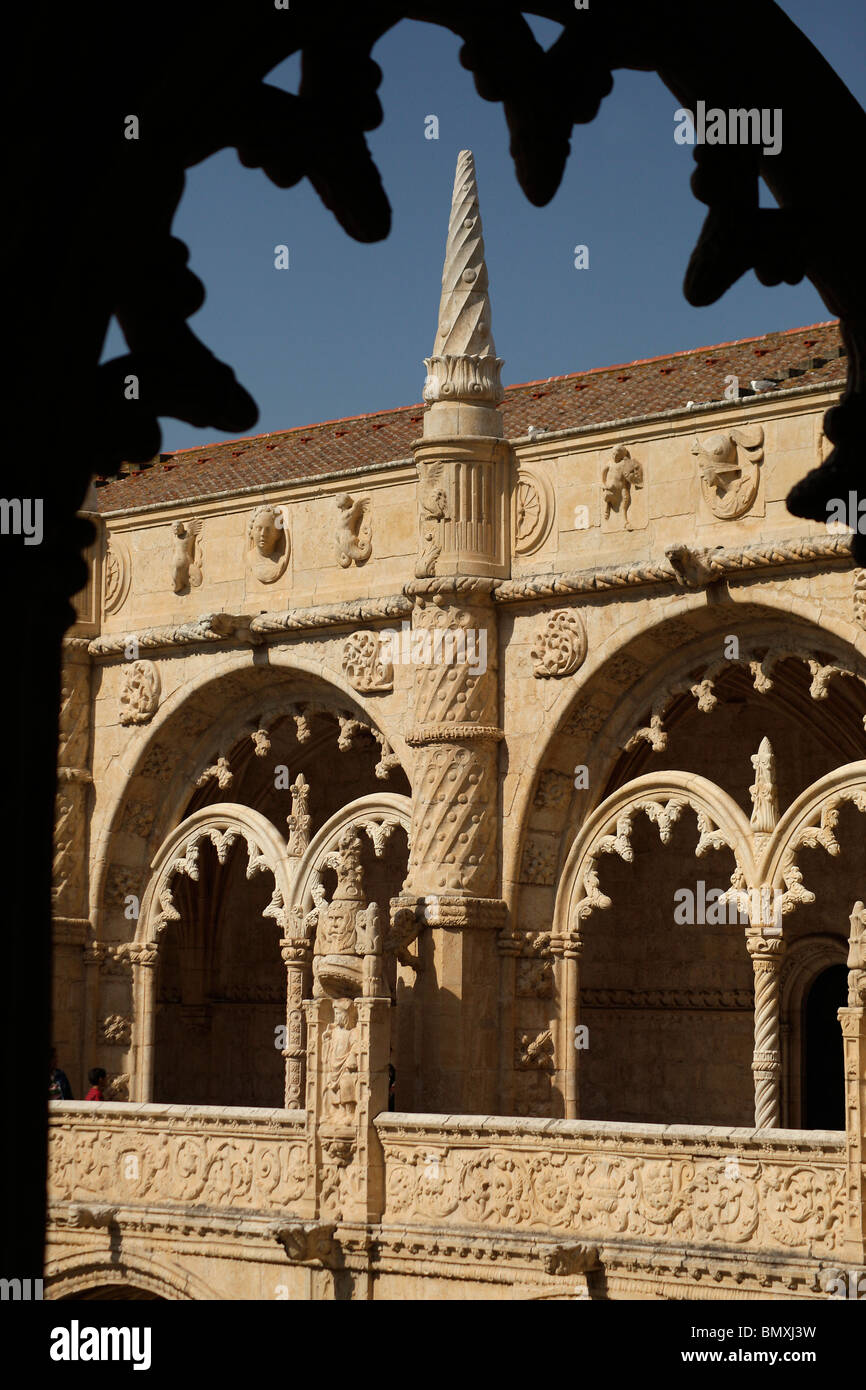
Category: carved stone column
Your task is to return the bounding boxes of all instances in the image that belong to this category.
[393,149,515,1114]
[551,929,583,1120]
[747,931,786,1128]
[280,931,310,1110]
[53,638,94,1087]
[839,900,866,1263]
[304,993,391,1226]
[127,940,159,1102]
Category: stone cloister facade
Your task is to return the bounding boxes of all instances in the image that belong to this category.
[47,152,865,1301]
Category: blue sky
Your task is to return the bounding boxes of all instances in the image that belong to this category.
[103,2,865,454]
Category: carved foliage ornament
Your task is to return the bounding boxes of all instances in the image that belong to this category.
[118,660,161,726]
[692,424,764,520]
[342,631,394,693]
[532,609,587,678]
[248,505,290,584]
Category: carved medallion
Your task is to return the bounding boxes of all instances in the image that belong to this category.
[513,467,554,555]
[692,425,764,520]
[248,504,290,584]
[531,610,587,678]
[104,534,131,615]
[118,660,161,726]
[342,631,394,693]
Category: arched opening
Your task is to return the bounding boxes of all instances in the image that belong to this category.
[152,836,286,1107]
[575,812,754,1126]
[60,1285,165,1301]
[803,964,847,1130]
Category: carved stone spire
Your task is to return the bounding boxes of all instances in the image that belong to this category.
[424,150,504,413]
[749,736,779,836]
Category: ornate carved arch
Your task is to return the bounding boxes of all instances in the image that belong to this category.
[553,771,755,941]
[289,792,413,938]
[550,772,754,1119]
[136,803,295,947]
[129,804,294,1101]
[760,762,866,918]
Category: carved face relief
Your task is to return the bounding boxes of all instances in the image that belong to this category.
[248,505,290,583]
[118,660,161,726]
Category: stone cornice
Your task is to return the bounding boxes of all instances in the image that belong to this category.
[89,597,412,658]
[494,532,855,603]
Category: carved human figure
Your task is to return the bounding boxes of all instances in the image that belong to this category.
[602,445,643,530]
[335,494,372,568]
[321,1001,358,1126]
[248,505,290,583]
[171,519,202,593]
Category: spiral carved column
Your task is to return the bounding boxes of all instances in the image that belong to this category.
[280,935,310,1110]
[748,933,786,1129]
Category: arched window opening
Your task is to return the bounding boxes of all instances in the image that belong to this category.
[803,964,847,1130]
[153,836,285,1108]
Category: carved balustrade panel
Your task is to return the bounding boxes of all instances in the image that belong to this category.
[48,1104,308,1215]
[376,1118,846,1258]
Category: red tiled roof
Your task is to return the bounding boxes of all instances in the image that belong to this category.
[95,321,844,513]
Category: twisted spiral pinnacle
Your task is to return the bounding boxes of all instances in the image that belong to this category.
[432,150,497,360]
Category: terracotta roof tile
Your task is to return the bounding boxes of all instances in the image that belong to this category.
[95,320,844,513]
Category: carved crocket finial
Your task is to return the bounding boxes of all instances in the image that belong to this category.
[848,900,866,1007]
[423,149,504,406]
[749,736,779,835]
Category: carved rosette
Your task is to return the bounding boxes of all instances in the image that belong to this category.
[118,660,161,726]
[342,631,394,693]
[103,534,131,615]
[513,468,554,555]
[532,610,587,678]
